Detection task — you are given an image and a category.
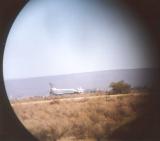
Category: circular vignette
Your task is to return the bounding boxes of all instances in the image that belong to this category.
[0,0,38,141]
[1,1,160,141]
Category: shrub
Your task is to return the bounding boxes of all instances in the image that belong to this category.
[109,80,131,94]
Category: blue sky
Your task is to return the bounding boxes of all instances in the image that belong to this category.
[3,0,154,80]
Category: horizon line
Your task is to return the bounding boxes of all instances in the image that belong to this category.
[4,67,157,81]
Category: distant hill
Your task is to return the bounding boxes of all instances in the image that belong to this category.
[4,68,158,99]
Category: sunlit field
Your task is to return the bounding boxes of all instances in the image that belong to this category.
[12,93,148,141]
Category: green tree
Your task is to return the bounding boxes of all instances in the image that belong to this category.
[109,80,131,94]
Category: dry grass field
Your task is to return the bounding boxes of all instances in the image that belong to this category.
[12,93,148,141]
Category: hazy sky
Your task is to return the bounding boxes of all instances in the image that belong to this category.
[3,0,154,80]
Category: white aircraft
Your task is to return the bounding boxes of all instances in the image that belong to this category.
[49,83,84,95]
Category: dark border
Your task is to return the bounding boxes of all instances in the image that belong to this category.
[0,1,38,141]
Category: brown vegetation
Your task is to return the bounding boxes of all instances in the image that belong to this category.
[12,93,147,141]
